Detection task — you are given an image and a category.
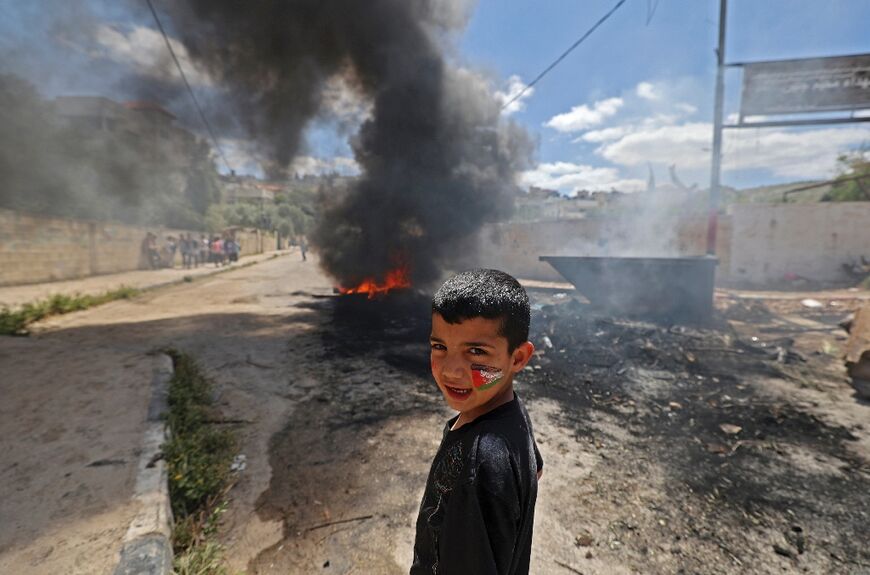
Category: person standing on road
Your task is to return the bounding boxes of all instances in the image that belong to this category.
[141,232,160,269]
[200,234,210,267]
[226,235,241,263]
[211,236,224,267]
[165,235,178,268]
[411,269,543,575]
[299,236,308,261]
[180,233,192,269]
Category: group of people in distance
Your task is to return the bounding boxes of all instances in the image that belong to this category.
[141,232,241,270]
[193,233,241,268]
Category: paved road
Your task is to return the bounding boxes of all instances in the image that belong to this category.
[0,252,326,574]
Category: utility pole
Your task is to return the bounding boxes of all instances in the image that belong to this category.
[707,0,727,255]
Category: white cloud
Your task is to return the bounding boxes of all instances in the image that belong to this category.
[216,139,360,178]
[217,139,265,177]
[521,161,645,194]
[576,126,632,143]
[578,112,684,144]
[494,75,534,116]
[320,73,372,125]
[725,127,870,178]
[596,121,870,179]
[598,122,711,168]
[543,76,869,194]
[291,155,360,177]
[538,76,868,192]
[94,24,213,87]
[636,81,659,101]
[545,97,623,132]
[675,102,697,115]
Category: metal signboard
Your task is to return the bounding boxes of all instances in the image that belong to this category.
[740,53,870,116]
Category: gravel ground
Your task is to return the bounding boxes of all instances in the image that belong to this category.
[243,286,870,574]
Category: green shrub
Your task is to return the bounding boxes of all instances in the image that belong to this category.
[172,541,229,575]
[163,350,237,573]
[0,286,140,335]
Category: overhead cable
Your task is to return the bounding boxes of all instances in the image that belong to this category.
[500,0,628,111]
[646,0,661,25]
[145,0,233,174]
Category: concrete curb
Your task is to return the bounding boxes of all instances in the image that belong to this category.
[113,353,174,575]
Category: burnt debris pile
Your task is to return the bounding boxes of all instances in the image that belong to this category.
[527,297,782,394]
[522,295,868,569]
[301,290,433,378]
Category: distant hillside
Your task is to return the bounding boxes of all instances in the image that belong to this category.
[724,181,832,205]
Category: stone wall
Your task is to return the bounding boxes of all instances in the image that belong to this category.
[466,203,868,288]
[724,202,870,286]
[0,209,277,287]
[235,229,278,258]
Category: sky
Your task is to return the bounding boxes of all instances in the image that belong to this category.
[463,0,870,193]
[1,0,869,193]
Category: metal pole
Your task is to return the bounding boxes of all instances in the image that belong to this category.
[707,0,727,255]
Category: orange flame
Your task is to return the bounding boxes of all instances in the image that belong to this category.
[339,265,411,298]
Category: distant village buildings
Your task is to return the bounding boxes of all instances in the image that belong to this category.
[513,186,612,222]
[219,175,282,205]
[219,173,355,205]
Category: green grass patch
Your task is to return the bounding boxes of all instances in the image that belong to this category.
[164,350,237,574]
[0,285,140,335]
[173,540,230,575]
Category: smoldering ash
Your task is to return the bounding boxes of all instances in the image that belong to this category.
[162,0,533,288]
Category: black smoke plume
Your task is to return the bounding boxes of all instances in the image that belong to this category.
[161,0,533,287]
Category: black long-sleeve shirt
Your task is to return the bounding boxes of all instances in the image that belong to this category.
[410,394,542,575]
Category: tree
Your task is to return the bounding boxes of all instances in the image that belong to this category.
[822,151,870,202]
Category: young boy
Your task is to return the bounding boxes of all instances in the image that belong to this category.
[411,269,542,575]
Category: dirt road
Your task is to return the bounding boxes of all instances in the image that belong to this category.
[2,254,868,574]
[1,253,323,573]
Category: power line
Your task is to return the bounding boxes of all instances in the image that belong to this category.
[500,0,628,111]
[145,0,233,174]
[646,0,661,25]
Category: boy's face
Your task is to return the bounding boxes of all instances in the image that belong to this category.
[429,313,534,413]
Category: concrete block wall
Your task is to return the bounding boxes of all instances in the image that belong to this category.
[0,210,95,286]
[235,229,278,257]
[0,209,278,287]
[724,202,870,286]
[468,203,868,288]
[93,221,161,275]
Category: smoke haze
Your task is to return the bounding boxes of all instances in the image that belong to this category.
[0,1,223,228]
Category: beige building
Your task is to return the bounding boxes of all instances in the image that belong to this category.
[219,175,282,205]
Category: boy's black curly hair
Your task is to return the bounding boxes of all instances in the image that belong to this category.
[431,269,530,352]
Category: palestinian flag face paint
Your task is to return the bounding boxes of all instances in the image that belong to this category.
[471,364,504,391]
